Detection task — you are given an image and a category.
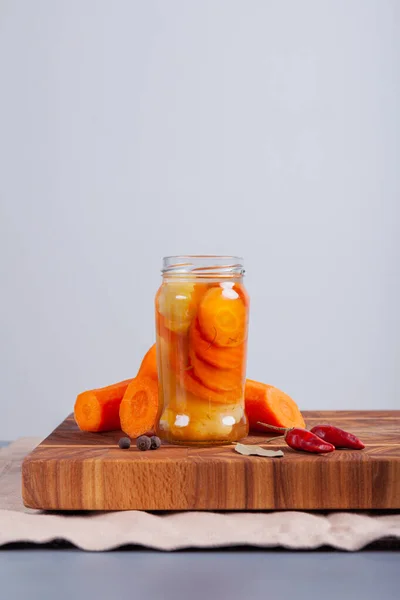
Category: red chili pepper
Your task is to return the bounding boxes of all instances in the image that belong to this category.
[310,425,365,449]
[257,422,335,454]
[285,428,335,454]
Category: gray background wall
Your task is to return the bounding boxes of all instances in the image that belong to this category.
[0,0,398,440]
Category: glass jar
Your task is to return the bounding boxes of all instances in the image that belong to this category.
[155,255,249,445]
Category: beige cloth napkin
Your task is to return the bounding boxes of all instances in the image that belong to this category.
[1,438,399,551]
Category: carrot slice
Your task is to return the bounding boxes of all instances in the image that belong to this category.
[74,379,133,432]
[197,286,247,347]
[119,376,159,438]
[181,371,242,404]
[157,282,205,334]
[245,379,305,431]
[190,348,243,392]
[190,319,244,369]
[137,343,157,380]
[234,282,250,308]
[157,312,190,372]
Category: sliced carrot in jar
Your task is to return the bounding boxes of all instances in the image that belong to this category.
[189,348,243,392]
[190,319,244,369]
[181,371,242,404]
[233,282,250,308]
[156,282,206,334]
[157,313,190,373]
[197,285,247,347]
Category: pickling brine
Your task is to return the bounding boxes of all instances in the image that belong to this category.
[155,256,249,445]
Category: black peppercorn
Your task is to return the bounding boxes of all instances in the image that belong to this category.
[118,437,131,449]
[136,435,151,451]
[150,436,161,450]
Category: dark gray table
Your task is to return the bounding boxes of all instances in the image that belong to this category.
[0,550,398,600]
[1,442,399,600]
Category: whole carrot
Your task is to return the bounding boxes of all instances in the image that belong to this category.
[310,425,365,449]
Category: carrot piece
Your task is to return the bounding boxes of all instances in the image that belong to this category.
[189,348,243,392]
[181,371,242,404]
[190,319,244,369]
[245,379,306,431]
[157,282,205,334]
[157,312,190,372]
[74,379,133,432]
[233,282,250,308]
[74,342,157,433]
[197,286,247,347]
[137,343,158,380]
[119,376,159,438]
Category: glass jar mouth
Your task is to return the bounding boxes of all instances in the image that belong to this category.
[162,255,244,277]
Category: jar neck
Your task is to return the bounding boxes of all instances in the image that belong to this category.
[161,255,245,279]
[162,273,244,283]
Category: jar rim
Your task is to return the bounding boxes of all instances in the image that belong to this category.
[162,255,244,276]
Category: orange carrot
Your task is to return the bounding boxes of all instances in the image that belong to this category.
[137,343,158,380]
[74,379,133,432]
[197,286,247,347]
[74,343,157,433]
[181,371,241,404]
[189,348,243,392]
[190,319,244,369]
[157,312,190,372]
[234,282,250,308]
[119,376,159,438]
[156,282,206,334]
[245,380,305,432]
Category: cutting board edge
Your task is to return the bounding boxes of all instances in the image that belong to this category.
[21,410,400,511]
[21,446,400,511]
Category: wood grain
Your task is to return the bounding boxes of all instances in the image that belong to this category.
[22,411,400,510]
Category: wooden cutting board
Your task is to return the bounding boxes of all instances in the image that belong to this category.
[22,410,400,511]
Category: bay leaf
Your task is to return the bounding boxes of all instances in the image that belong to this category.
[234,443,284,458]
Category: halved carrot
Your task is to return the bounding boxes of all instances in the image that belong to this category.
[137,343,158,380]
[197,286,247,347]
[74,378,133,432]
[245,379,306,431]
[181,371,242,404]
[119,376,159,438]
[190,319,244,369]
[74,342,157,433]
[189,348,243,392]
